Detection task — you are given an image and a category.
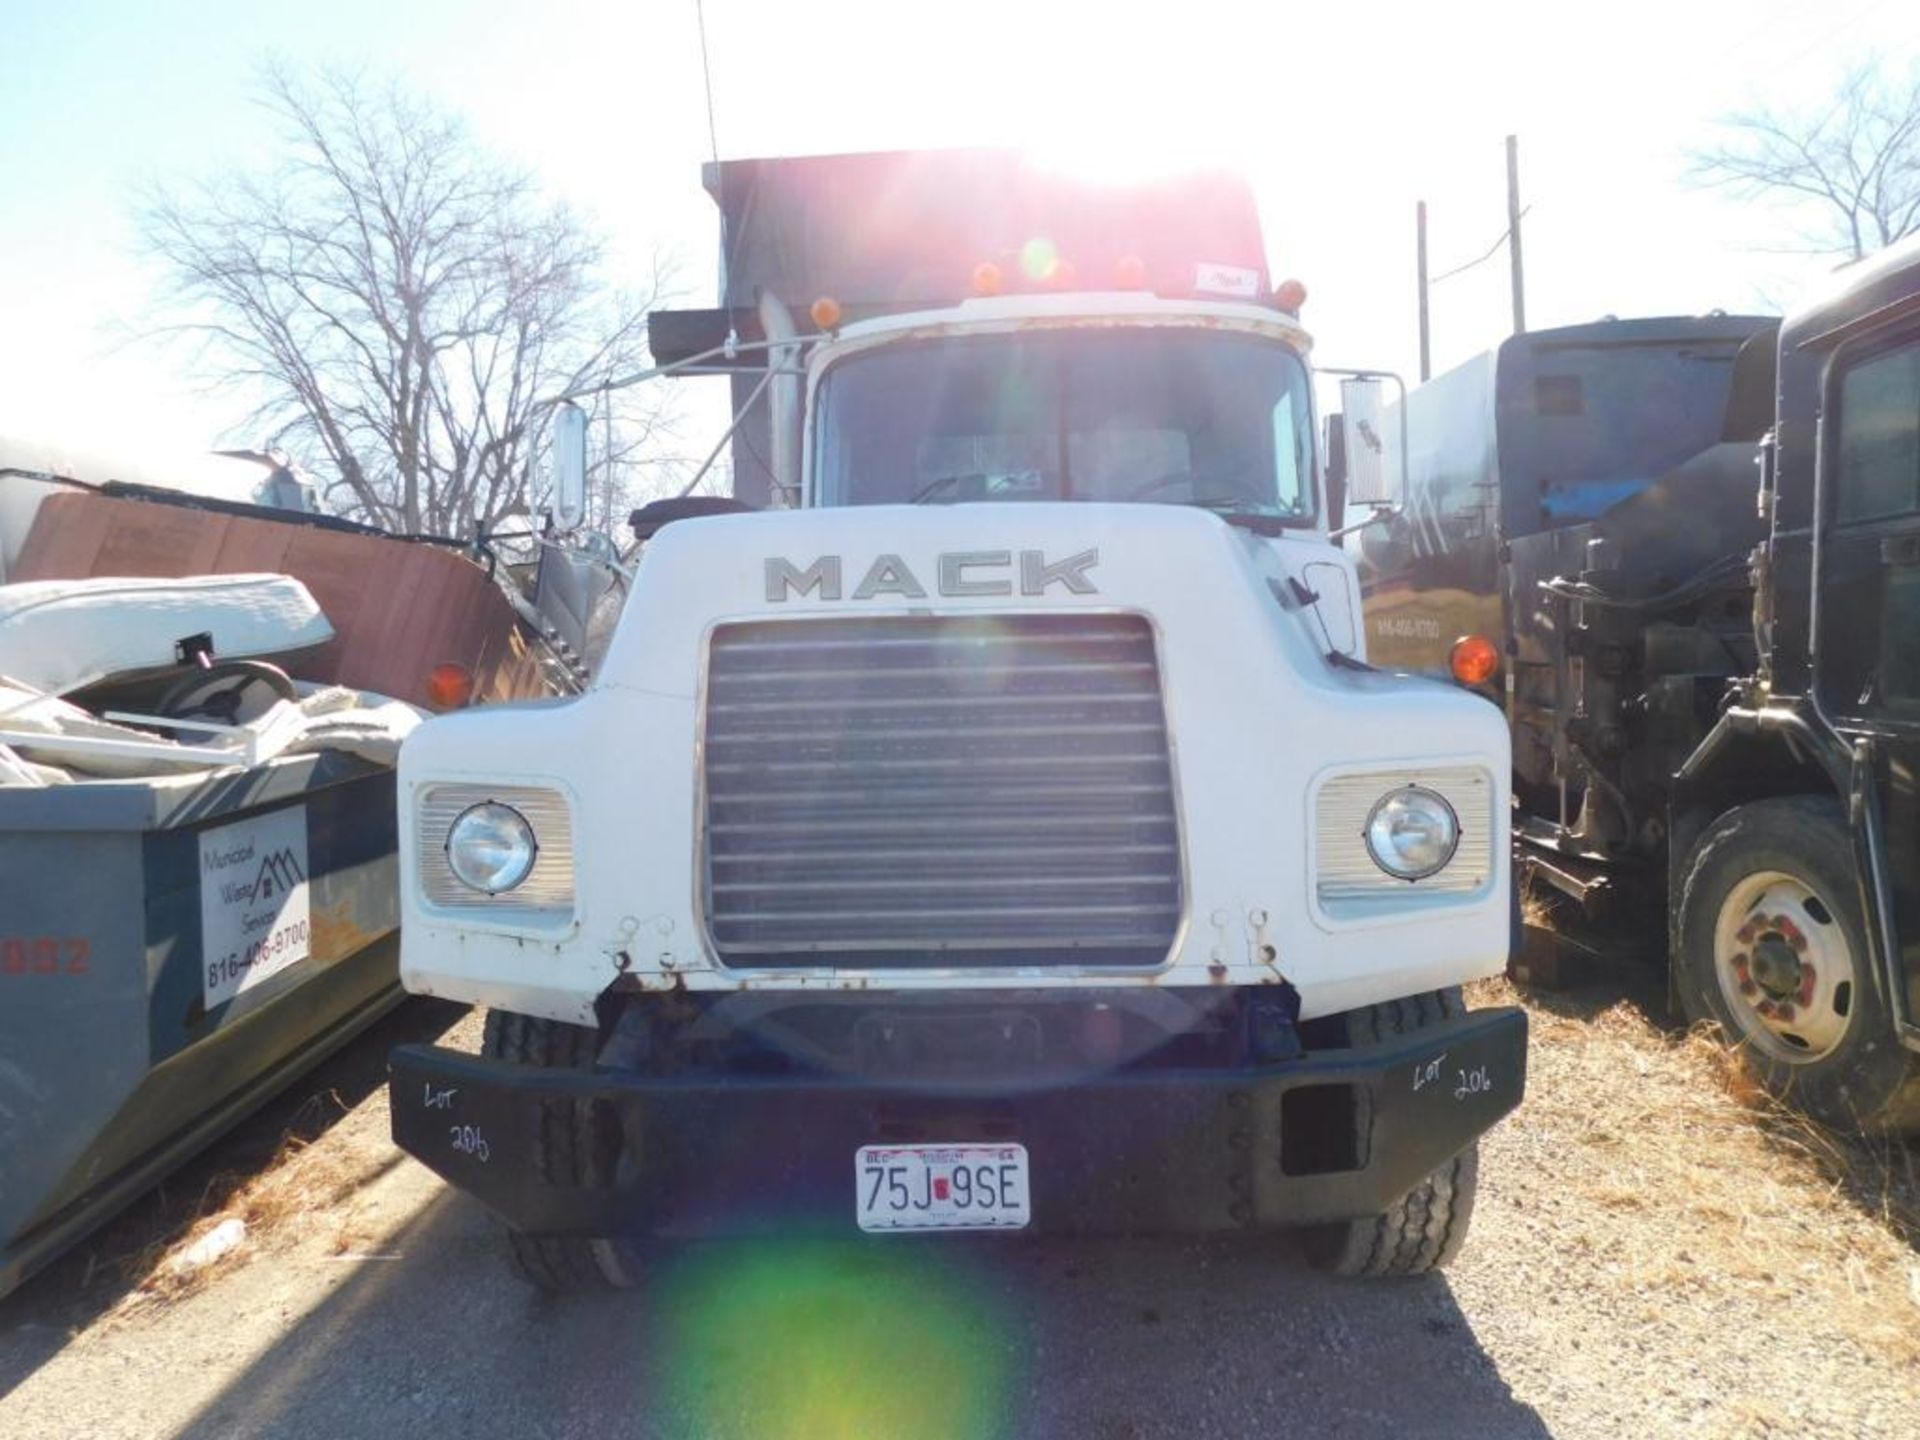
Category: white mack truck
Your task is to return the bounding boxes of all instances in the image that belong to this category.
[387,150,1527,1289]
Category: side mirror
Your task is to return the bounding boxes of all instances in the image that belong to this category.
[550,402,590,533]
[1337,376,1404,509]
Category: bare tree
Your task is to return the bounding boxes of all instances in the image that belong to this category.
[143,63,679,538]
[1691,63,1920,263]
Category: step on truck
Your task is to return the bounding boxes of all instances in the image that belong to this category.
[1358,236,1920,1133]
[387,149,1527,1287]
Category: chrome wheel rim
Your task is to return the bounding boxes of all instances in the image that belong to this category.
[1711,869,1856,1064]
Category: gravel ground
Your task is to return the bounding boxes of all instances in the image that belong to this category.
[3,984,1917,1440]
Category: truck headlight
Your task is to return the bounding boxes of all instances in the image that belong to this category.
[445,802,538,894]
[1364,786,1460,880]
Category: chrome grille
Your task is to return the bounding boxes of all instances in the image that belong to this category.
[701,614,1182,968]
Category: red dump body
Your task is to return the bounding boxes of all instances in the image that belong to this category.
[650,148,1277,507]
[704,147,1270,312]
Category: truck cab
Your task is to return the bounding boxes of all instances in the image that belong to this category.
[386,150,1527,1287]
[1666,235,1920,1132]
[1359,234,1920,1135]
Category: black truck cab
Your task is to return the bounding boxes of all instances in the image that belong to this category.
[1669,236,1920,1130]
[1357,240,1920,1132]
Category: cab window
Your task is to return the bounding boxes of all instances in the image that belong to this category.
[1836,344,1920,524]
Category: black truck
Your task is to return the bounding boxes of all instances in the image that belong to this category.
[1349,241,1920,1132]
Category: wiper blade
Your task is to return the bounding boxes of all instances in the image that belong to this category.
[909,473,970,504]
[1182,498,1292,536]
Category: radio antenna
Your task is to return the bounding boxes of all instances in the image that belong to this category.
[694,0,720,165]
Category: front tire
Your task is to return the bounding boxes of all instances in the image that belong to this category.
[480,1009,647,1292]
[1675,796,1920,1135]
[1299,989,1481,1277]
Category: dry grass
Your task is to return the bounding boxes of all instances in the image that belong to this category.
[1476,972,1920,1370]
[115,1087,397,1309]
[1685,1024,1920,1249]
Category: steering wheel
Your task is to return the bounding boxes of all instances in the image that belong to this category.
[156,660,299,730]
[1126,471,1198,500]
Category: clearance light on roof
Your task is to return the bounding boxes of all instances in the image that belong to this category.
[1113,255,1147,290]
[971,261,1004,296]
[809,295,843,330]
[1274,278,1308,315]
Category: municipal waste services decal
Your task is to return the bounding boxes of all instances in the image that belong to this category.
[200,806,311,1007]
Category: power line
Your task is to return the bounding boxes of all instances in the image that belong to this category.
[694,0,720,165]
[1430,206,1533,286]
[1755,0,1895,79]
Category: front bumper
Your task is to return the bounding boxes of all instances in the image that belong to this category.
[390,1005,1526,1237]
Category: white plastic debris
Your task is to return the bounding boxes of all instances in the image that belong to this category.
[171,1216,248,1272]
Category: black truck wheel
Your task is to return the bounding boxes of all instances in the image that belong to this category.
[1676,796,1920,1135]
[480,1009,647,1291]
[1299,989,1481,1277]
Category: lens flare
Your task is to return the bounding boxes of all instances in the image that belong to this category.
[1019,237,1059,283]
[656,1239,1017,1440]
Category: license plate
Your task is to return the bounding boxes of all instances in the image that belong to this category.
[855,1143,1032,1232]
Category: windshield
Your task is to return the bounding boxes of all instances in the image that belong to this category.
[813,329,1316,522]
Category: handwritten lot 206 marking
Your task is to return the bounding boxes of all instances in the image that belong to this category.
[449,1125,489,1162]
[1455,1065,1493,1100]
[2,937,91,976]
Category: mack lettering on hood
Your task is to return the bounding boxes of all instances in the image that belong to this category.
[765,550,1101,602]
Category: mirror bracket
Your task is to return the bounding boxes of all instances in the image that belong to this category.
[1328,503,1401,541]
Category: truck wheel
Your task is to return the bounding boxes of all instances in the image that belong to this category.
[1676,796,1920,1134]
[480,1009,647,1291]
[1299,989,1480,1277]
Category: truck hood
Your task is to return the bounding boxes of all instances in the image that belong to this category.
[599,502,1356,696]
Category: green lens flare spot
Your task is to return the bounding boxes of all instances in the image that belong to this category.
[1018,236,1059,283]
[658,1239,1015,1440]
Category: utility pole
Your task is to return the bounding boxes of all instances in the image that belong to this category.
[1415,200,1432,382]
[1506,134,1527,335]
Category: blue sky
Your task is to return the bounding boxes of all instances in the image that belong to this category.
[4,0,1919,465]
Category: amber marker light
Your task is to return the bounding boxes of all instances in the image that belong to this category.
[1274,278,1308,314]
[809,295,843,330]
[971,261,1004,295]
[1449,634,1500,687]
[427,662,476,709]
[1113,254,1147,289]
